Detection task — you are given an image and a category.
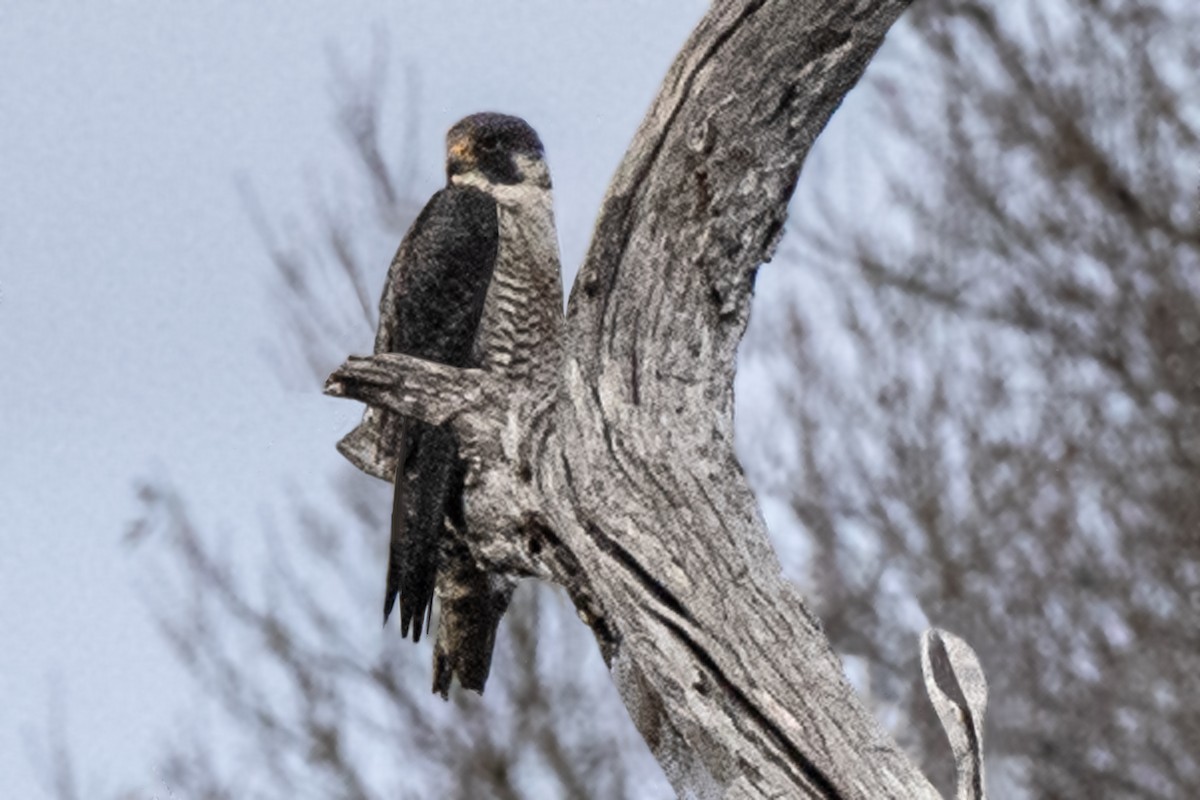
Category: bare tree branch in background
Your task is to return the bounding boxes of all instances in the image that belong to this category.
[27,688,83,800]
[130,481,653,800]
[742,1,1200,796]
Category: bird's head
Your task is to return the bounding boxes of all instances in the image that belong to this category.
[445,113,549,189]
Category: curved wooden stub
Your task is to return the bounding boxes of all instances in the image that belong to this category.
[921,629,989,800]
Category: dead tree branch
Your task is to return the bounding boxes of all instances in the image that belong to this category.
[328,1,987,796]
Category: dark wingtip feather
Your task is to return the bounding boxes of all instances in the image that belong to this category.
[387,446,423,643]
[411,607,423,643]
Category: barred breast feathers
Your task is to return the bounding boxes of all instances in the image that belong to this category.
[452,155,564,383]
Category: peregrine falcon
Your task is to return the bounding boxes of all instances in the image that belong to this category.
[338,112,563,695]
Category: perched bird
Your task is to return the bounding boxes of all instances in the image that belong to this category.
[338,112,563,695]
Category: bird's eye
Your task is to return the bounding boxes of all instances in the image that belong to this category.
[478,135,500,152]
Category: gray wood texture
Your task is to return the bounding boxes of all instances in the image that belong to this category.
[327,1,990,796]
[922,630,989,800]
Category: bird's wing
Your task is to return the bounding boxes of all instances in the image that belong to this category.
[378,186,499,640]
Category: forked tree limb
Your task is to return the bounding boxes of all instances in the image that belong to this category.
[325,353,495,428]
[327,1,992,797]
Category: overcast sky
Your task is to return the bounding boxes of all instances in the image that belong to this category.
[0,2,898,795]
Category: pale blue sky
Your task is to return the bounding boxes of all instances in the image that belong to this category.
[0,2,900,795]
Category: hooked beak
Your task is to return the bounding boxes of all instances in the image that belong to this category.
[446,136,474,177]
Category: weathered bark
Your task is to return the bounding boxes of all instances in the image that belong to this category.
[327,1,990,797]
[921,631,989,800]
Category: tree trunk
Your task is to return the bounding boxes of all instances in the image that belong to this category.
[327,1,989,796]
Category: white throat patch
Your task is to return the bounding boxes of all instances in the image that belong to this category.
[451,154,552,207]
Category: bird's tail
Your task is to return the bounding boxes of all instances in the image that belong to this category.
[431,542,515,697]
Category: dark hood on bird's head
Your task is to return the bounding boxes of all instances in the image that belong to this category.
[446,112,544,185]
